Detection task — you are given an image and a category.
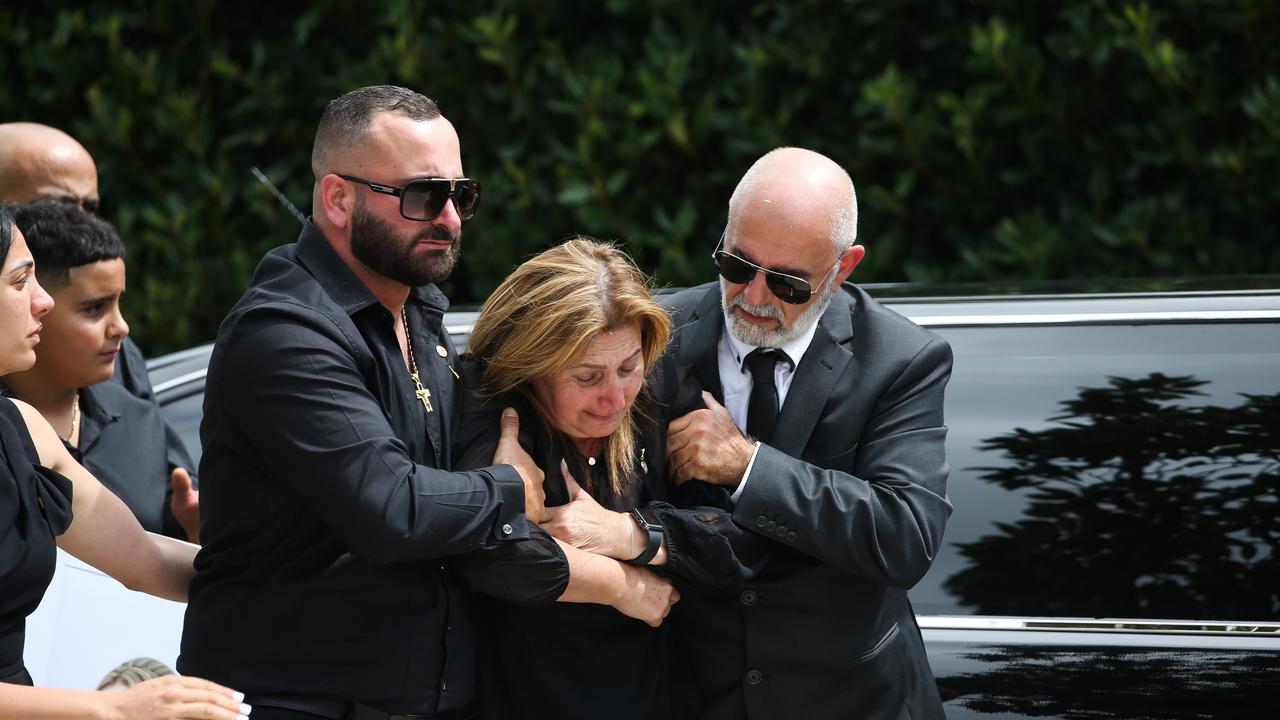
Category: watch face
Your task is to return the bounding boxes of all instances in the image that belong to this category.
[627,507,663,565]
[631,508,661,532]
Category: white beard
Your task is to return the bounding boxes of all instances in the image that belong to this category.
[719,274,835,348]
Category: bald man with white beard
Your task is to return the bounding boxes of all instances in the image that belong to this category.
[662,147,954,719]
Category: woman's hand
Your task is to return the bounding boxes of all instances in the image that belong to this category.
[542,460,637,559]
[610,563,680,628]
[98,675,250,720]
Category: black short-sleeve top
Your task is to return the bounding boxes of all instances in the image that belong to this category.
[0,398,74,686]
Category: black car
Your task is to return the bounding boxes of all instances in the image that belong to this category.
[148,281,1280,719]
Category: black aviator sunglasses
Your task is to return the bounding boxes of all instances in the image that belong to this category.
[711,233,837,305]
[339,175,481,222]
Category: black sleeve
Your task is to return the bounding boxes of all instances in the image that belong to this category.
[732,337,954,588]
[218,307,529,563]
[450,524,569,605]
[448,363,570,604]
[648,500,771,589]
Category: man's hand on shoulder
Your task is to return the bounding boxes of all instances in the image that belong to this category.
[493,407,548,522]
[666,391,755,487]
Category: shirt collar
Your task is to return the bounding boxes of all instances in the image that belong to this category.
[78,382,123,426]
[295,218,451,315]
[722,313,820,374]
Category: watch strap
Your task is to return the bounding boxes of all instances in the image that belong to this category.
[626,507,662,565]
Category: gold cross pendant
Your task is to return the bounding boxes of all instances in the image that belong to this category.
[409,372,433,413]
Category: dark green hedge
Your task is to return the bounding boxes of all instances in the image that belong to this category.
[3,1,1278,353]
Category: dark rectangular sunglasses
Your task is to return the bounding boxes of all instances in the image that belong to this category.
[711,235,832,304]
[340,175,480,221]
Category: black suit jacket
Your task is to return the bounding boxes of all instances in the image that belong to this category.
[663,282,953,720]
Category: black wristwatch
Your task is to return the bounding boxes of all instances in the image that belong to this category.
[626,508,663,565]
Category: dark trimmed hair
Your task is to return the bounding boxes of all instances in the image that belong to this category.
[11,198,125,290]
[0,204,14,263]
[311,85,441,176]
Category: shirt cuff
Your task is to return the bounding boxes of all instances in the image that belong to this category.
[729,442,762,505]
[487,463,532,544]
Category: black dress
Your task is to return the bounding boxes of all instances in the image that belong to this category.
[0,397,74,686]
[451,359,767,720]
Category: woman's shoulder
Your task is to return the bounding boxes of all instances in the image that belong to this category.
[0,393,23,424]
[0,396,40,457]
[459,356,533,416]
[0,398,69,470]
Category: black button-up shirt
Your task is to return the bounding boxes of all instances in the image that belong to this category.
[179,222,528,715]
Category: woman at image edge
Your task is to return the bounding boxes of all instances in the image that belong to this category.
[0,206,248,720]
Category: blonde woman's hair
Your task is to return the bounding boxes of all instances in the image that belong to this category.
[468,237,670,498]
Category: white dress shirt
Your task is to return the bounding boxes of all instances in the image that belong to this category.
[717,316,820,502]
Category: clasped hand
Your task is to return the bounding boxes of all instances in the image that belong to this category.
[666,391,755,486]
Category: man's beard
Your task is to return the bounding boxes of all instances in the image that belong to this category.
[350,197,461,286]
[720,272,836,348]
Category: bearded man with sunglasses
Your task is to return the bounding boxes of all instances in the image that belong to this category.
[180,85,545,720]
[662,147,953,719]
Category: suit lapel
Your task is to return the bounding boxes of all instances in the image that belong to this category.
[771,290,858,457]
[675,287,727,403]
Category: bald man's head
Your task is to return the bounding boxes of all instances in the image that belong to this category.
[0,122,99,212]
[728,146,857,255]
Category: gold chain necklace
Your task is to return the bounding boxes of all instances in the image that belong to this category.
[61,392,80,443]
[401,307,433,413]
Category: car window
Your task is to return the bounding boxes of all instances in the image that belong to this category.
[910,321,1280,622]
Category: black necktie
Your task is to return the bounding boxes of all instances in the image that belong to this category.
[745,348,785,444]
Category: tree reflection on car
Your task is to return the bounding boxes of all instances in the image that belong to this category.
[948,372,1280,621]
